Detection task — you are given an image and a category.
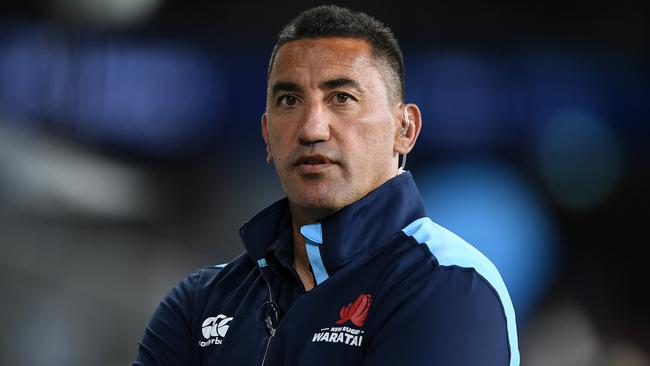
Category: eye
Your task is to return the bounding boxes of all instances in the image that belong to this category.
[277,95,297,106]
[330,92,356,105]
[334,93,350,103]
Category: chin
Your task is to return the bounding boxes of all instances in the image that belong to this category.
[293,193,341,211]
[287,189,349,215]
[282,175,356,216]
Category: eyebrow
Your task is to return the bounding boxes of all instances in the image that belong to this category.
[271,81,301,97]
[270,77,364,98]
[319,77,363,94]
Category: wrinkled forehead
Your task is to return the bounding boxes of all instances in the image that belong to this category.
[268,38,379,86]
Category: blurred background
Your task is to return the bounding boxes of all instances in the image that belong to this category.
[0,1,648,365]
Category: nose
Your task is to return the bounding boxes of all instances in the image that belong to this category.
[298,101,331,146]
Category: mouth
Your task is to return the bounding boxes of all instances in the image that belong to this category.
[294,154,337,174]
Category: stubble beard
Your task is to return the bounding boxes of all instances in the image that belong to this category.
[281,169,354,221]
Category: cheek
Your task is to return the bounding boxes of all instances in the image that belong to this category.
[361,122,394,153]
[269,130,290,155]
[345,126,393,169]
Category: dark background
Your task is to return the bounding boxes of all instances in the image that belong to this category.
[0,1,648,365]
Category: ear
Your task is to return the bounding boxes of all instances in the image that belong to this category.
[261,113,273,164]
[393,103,422,155]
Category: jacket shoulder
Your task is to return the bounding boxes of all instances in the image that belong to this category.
[133,253,254,365]
[398,217,520,366]
[194,253,248,282]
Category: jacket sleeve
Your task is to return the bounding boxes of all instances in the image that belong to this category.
[133,271,200,366]
[363,267,516,366]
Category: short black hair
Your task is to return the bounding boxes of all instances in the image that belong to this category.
[268,5,405,102]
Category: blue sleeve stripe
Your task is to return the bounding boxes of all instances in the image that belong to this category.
[301,223,330,285]
[402,217,520,366]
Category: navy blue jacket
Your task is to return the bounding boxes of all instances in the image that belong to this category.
[134,172,519,365]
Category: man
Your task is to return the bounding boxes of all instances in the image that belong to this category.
[134,5,519,365]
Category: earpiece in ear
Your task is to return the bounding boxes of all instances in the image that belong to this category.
[400,108,411,137]
[397,107,410,173]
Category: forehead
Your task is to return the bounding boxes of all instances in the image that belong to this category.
[269,38,379,84]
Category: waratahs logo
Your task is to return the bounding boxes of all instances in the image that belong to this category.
[312,293,371,347]
[336,293,372,327]
[199,314,233,347]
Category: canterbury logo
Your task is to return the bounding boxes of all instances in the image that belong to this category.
[336,293,372,327]
[199,314,233,347]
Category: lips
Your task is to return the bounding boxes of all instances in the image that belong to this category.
[294,154,336,173]
[295,154,333,165]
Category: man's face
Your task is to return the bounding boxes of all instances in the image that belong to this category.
[262,37,401,215]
